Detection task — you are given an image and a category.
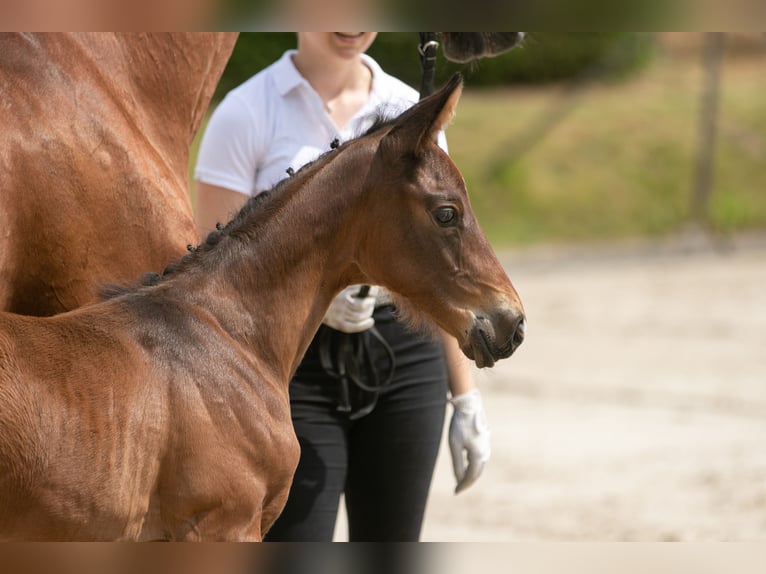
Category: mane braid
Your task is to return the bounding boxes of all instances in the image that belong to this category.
[98,133,364,301]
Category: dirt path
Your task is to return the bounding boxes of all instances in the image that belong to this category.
[417,231,766,541]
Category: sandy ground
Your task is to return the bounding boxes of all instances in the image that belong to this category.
[335,230,766,541]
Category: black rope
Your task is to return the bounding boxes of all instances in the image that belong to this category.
[418,32,439,99]
[318,323,397,420]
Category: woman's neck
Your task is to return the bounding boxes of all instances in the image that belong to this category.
[291,51,372,130]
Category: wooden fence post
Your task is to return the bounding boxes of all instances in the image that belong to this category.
[691,32,726,223]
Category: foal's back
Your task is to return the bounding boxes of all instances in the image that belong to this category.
[0,291,295,540]
[0,306,166,539]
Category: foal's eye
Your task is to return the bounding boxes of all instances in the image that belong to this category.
[433,207,458,226]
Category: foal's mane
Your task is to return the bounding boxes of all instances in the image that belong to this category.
[99,110,398,301]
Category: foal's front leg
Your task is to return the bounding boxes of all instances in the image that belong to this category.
[159,483,267,541]
[169,504,264,542]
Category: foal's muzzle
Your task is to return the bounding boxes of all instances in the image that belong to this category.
[463,309,526,369]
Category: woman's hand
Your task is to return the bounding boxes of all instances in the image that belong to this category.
[322,285,379,333]
[448,389,491,494]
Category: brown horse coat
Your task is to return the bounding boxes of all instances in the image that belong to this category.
[0,76,525,541]
[0,32,237,316]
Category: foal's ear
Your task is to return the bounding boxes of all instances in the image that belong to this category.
[383,73,463,154]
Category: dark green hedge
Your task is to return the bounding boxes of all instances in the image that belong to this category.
[214,33,655,100]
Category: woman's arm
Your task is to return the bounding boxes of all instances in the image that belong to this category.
[440,330,475,397]
[194,182,250,240]
[440,329,491,494]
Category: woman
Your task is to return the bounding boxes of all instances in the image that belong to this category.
[194,32,490,541]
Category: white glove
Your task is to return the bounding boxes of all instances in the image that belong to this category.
[449,389,491,494]
[322,285,379,334]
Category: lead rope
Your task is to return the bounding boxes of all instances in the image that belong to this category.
[418,32,439,99]
[318,325,397,420]
[319,34,439,419]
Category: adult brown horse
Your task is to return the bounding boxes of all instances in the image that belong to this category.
[0,32,237,316]
[0,75,525,541]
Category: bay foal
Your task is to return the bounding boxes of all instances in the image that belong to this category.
[0,75,524,541]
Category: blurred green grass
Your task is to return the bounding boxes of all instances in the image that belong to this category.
[190,54,766,248]
[447,54,766,247]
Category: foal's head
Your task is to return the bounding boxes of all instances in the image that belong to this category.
[358,74,525,367]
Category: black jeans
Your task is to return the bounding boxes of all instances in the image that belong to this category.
[265,306,448,541]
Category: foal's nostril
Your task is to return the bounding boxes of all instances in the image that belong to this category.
[513,318,526,347]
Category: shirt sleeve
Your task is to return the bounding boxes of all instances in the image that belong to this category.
[194,93,261,197]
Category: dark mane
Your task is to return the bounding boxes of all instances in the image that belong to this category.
[98,175,299,300]
[359,105,402,138]
[98,116,395,302]
[361,113,397,137]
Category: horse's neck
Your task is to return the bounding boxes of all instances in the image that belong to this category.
[170,148,369,383]
[120,33,237,143]
[70,33,236,176]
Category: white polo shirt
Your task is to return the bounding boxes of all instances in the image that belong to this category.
[195,50,444,197]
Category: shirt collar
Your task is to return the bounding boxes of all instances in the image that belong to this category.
[272,50,306,96]
[272,49,383,98]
